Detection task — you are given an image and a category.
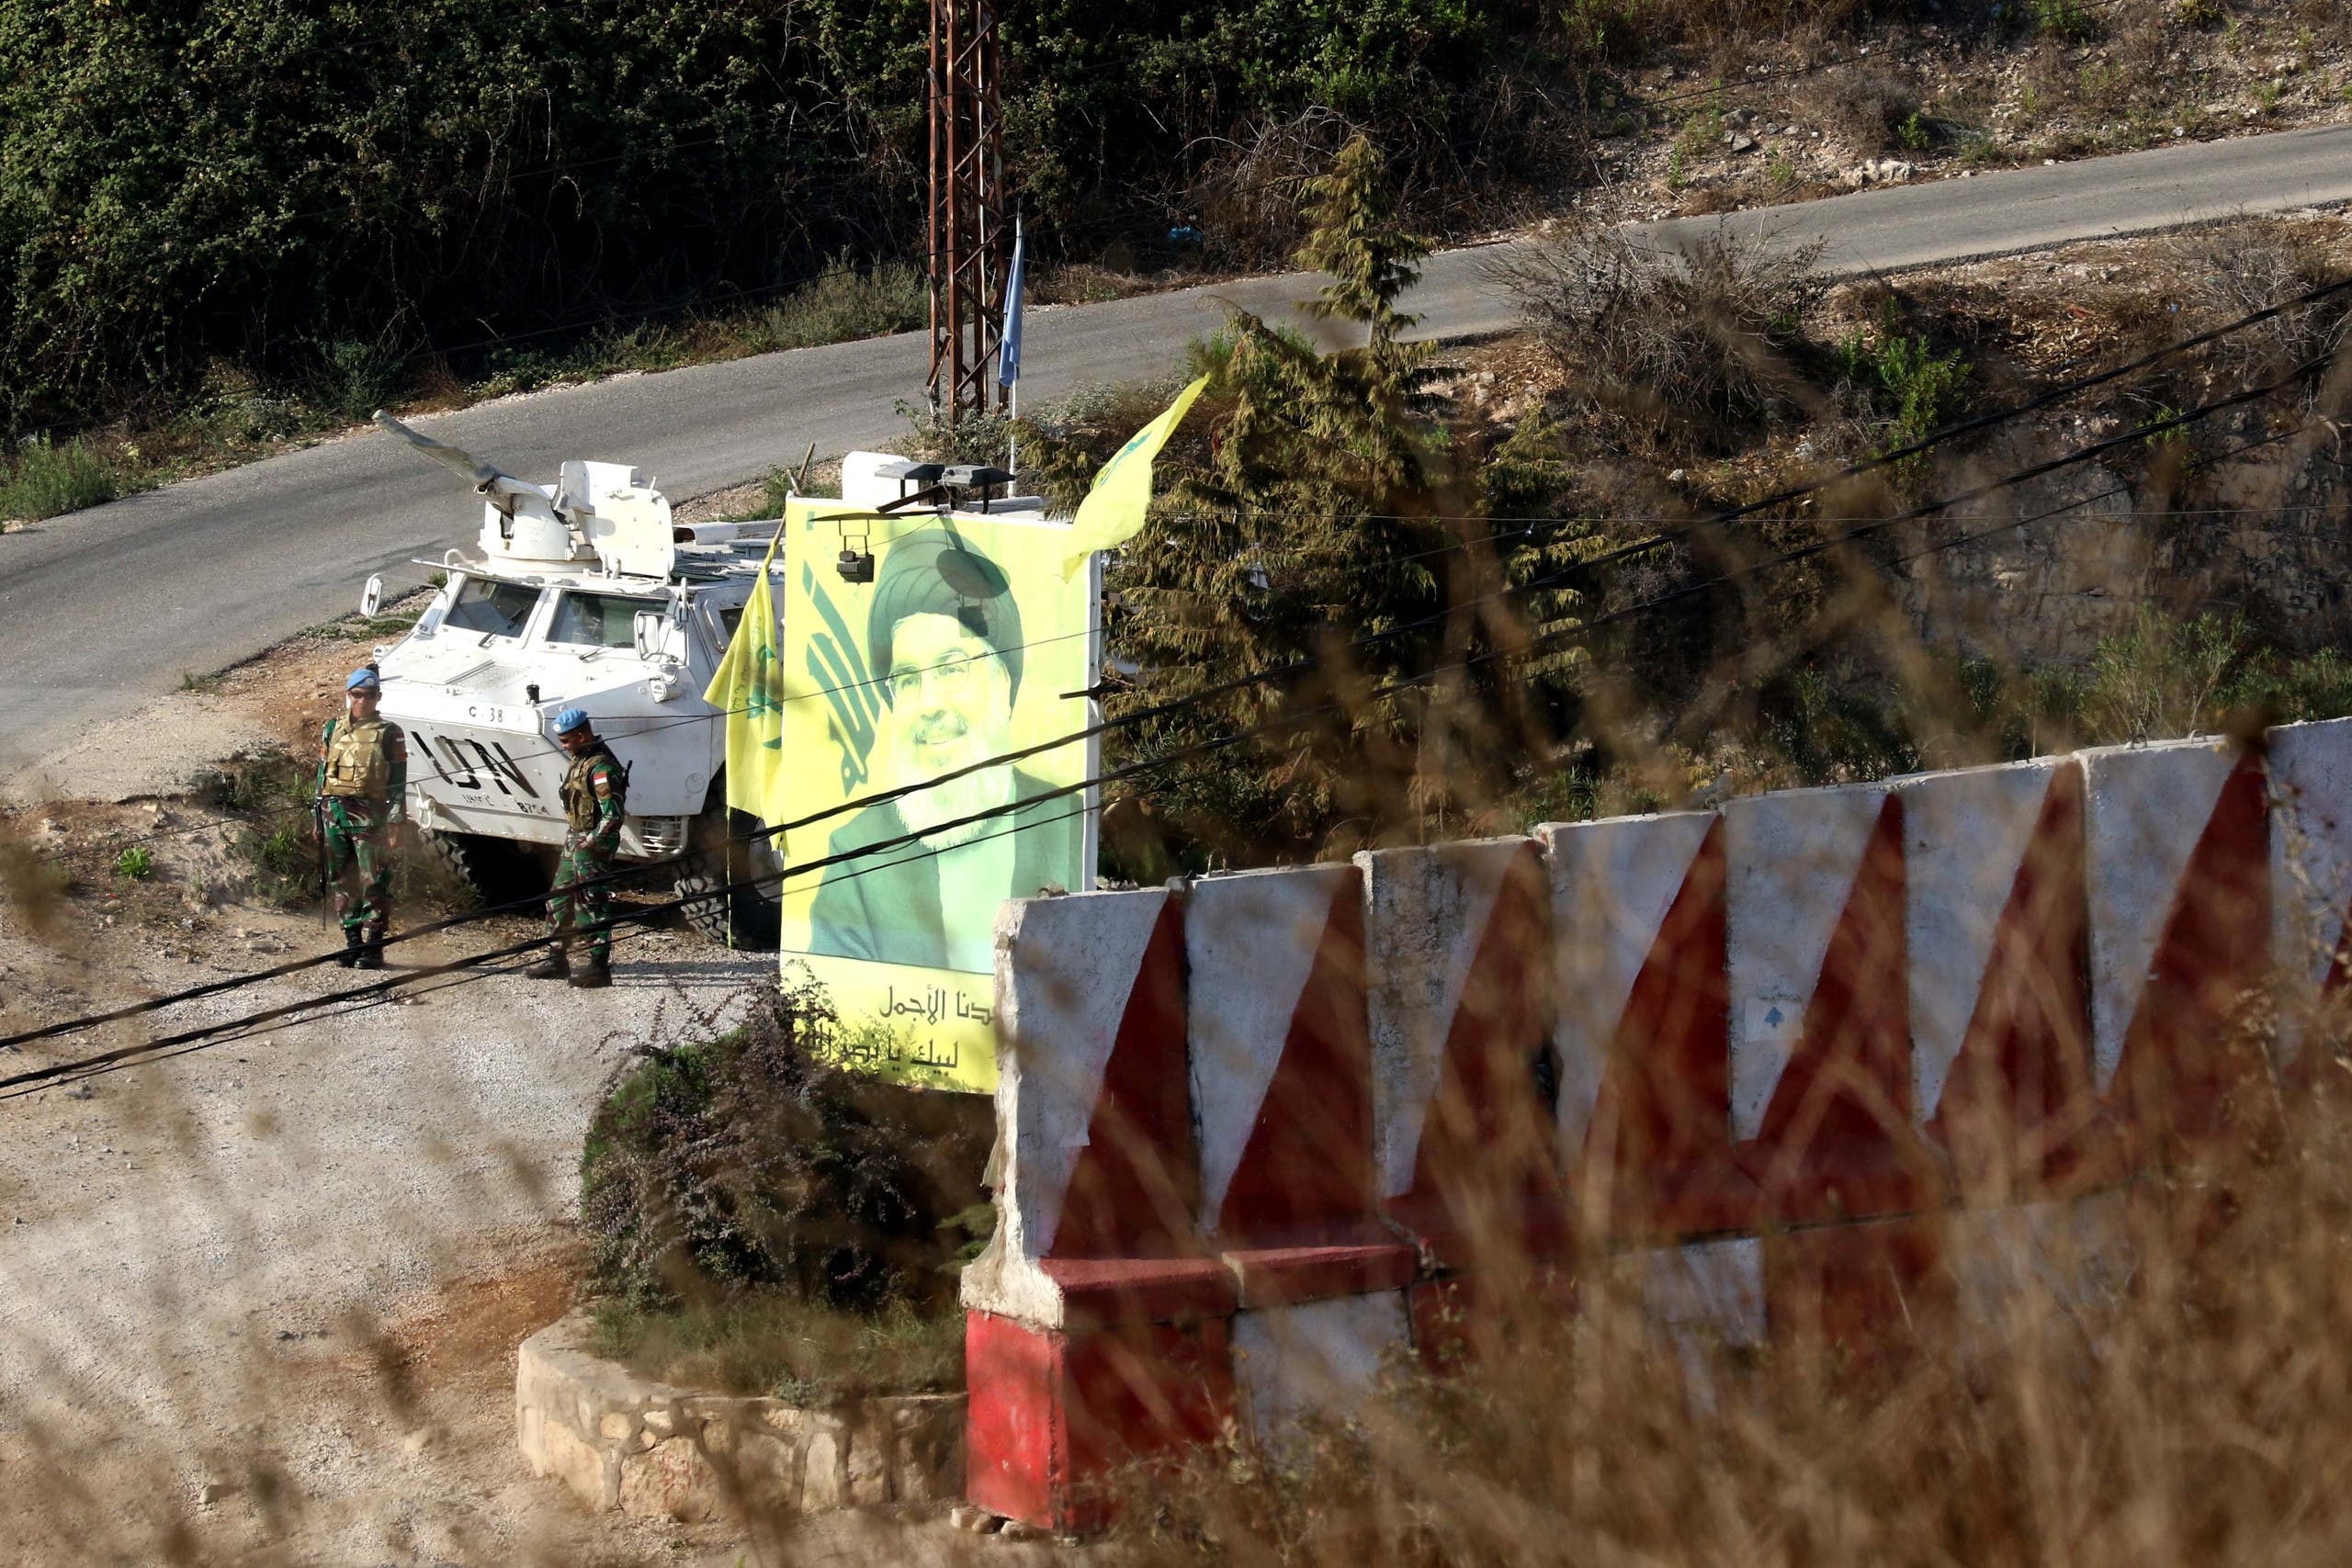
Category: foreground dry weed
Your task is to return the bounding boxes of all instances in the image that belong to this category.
[1115,1075,2352,1566]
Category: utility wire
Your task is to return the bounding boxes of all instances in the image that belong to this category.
[6,276,2341,1056]
[11,351,2333,1084]
[0,798,1092,1101]
[0,354,2319,1098]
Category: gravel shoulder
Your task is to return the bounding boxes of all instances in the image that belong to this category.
[0,626,786,1562]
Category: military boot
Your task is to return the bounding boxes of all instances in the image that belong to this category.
[524,946,571,981]
[355,923,386,971]
[335,927,364,968]
[568,952,612,990]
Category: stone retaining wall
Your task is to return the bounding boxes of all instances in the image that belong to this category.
[515,1313,964,1523]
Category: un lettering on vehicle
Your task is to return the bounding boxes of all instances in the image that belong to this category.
[413,728,547,810]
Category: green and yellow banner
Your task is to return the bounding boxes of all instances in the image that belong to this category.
[777,498,1098,1091]
[1057,374,1208,578]
[702,522,791,829]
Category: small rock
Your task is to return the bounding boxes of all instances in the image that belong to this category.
[1000,1519,1046,1541]
[1725,107,1754,128]
[198,1480,235,1506]
[1726,133,1757,153]
[401,1427,435,1457]
[950,1505,1003,1534]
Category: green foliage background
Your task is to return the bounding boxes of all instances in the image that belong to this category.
[0,0,1559,434]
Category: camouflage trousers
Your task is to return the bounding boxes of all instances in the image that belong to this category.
[545,840,616,961]
[323,799,394,933]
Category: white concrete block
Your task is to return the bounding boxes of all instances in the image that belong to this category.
[1897,759,2068,1122]
[2267,718,2352,1066]
[1357,838,1535,1199]
[1724,784,1891,1141]
[2078,739,2239,1091]
[1185,864,1355,1226]
[1232,1292,1411,1440]
[1539,812,1717,1155]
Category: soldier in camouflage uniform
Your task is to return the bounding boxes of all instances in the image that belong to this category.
[526,707,628,988]
[317,667,407,970]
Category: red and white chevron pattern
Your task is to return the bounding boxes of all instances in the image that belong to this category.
[966,725,2352,1530]
[1183,864,1413,1438]
[1359,837,1566,1268]
[2267,718,2352,1075]
[1542,811,1755,1240]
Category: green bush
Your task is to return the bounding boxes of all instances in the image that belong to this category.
[747,258,925,354]
[302,338,408,423]
[591,1292,960,1402]
[1834,331,1972,464]
[0,436,123,520]
[112,845,153,881]
[0,0,1560,438]
[579,977,994,1313]
[2031,0,2099,39]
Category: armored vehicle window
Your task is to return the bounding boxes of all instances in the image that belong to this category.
[444,579,540,638]
[549,590,660,649]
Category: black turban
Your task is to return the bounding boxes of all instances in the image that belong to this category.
[866,524,1024,701]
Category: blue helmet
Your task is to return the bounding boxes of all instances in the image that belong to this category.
[554,706,592,735]
[345,668,380,692]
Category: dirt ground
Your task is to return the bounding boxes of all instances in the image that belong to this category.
[0,615,1069,1564]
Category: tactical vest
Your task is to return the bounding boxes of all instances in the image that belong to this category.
[322,718,399,800]
[562,744,626,833]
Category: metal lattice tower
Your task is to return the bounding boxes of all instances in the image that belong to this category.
[927,0,1010,425]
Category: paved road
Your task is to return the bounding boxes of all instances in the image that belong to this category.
[5,122,2348,777]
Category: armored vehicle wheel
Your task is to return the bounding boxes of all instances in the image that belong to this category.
[415,827,550,913]
[675,799,784,950]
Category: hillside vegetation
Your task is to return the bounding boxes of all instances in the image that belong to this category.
[0,0,1575,441]
[5,1,2344,507]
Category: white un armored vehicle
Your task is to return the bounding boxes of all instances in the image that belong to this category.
[362,413,1040,949]
[360,413,790,944]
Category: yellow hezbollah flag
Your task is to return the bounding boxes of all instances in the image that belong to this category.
[1058,374,1209,579]
[703,522,790,828]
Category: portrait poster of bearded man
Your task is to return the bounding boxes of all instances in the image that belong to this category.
[777,503,1097,1090]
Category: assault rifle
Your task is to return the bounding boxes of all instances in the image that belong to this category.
[313,795,331,908]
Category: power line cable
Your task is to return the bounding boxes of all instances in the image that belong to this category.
[3,365,2324,1098]
[7,281,2339,1055]
[0,796,1092,1101]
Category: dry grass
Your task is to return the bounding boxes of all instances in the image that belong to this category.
[1109,1032,2352,1566]
[1486,225,1830,452]
[2158,221,2352,380]
[591,1292,961,1404]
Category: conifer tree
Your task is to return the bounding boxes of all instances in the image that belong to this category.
[1062,136,1587,869]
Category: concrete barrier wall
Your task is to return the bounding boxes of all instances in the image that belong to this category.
[965,717,2352,1530]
